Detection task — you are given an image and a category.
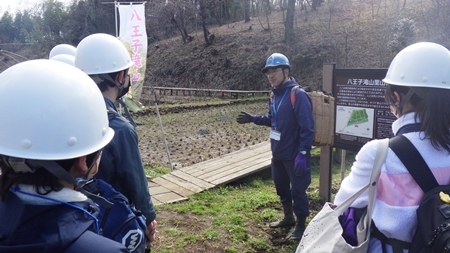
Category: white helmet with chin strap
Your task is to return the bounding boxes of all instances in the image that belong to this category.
[383,42,450,89]
[0,59,115,189]
[75,33,133,75]
[49,44,77,59]
[0,59,114,161]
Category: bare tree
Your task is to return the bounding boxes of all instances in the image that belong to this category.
[163,0,193,43]
[199,0,213,45]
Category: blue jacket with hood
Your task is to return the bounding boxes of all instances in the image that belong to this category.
[253,78,314,160]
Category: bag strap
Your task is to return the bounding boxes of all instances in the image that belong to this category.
[270,85,300,109]
[290,86,299,108]
[335,138,390,214]
[389,135,438,192]
[362,138,390,239]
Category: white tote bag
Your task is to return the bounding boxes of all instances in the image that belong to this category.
[296,138,389,253]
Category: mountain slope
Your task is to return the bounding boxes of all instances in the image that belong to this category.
[144,0,446,97]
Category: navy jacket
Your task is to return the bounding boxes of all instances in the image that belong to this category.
[253,78,314,160]
[0,191,128,252]
[96,98,156,225]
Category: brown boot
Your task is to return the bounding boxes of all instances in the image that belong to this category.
[269,202,296,228]
[286,216,306,241]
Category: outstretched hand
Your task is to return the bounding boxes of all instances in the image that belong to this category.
[236,111,254,124]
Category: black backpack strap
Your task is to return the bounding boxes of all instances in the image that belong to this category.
[395,123,421,136]
[372,225,410,253]
[389,135,439,192]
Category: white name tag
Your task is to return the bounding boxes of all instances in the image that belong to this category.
[270,130,281,140]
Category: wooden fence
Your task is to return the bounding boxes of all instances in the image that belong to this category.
[143,86,271,99]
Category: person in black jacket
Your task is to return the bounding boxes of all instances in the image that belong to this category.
[0,59,127,252]
[75,33,157,246]
[237,53,314,241]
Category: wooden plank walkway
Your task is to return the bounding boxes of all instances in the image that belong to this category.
[149,141,272,206]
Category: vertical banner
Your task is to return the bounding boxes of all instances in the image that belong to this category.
[118,3,147,104]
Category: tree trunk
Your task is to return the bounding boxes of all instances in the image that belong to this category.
[199,0,211,45]
[171,16,189,43]
[265,0,271,30]
[265,0,271,12]
[285,0,296,44]
[244,0,251,22]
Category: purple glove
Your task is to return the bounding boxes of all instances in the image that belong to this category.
[294,152,307,174]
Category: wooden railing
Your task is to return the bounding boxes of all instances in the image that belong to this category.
[143,86,271,99]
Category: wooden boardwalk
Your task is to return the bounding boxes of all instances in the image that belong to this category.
[149,141,272,206]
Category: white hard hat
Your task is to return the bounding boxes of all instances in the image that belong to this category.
[75,33,133,75]
[0,59,114,160]
[383,42,450,89]
[50,54,75,66]
[49,44,77,58]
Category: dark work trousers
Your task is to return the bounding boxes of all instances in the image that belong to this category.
[271,157,311,218]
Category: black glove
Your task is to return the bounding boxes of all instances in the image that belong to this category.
[236,111,254,124]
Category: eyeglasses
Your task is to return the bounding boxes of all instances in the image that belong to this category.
[265,68,282,75]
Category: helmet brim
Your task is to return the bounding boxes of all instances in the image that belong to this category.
[261,65,290,74]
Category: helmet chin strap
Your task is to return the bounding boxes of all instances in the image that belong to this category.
[395,89,416,117]
[278,69,287,87]
[91,71,130,100]
[35,160,113,208]
[276,72,288,88]
[36,151,100,191]
[36,160,83,189]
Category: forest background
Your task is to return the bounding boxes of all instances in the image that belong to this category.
[1,0,449,92]
[0,0,449,252]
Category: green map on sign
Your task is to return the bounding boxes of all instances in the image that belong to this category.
[346,109,369,126]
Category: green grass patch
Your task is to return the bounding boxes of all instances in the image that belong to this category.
[144,165,171,179]
[153,149,356,252]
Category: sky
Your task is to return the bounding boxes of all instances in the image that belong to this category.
[0,0,73,16]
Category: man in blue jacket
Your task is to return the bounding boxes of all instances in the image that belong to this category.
[237,53,314,241]
[75,33,157,248]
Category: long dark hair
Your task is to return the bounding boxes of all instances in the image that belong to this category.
[0,150,101,201]
[385,84,450,153]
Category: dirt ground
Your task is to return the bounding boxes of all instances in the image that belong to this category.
[151,210,300,253]
[134,98,271,168]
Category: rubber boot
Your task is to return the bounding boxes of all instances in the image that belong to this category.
[269,201,296,228]
[286,216,306,241]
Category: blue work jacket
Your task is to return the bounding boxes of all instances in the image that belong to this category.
[96,98,156,226]
[253,78,314,160]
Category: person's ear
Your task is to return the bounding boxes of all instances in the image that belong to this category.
[393,91,402,105]
[73,156,89,176]
[283,68,290,76]
[115,71,125,83]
